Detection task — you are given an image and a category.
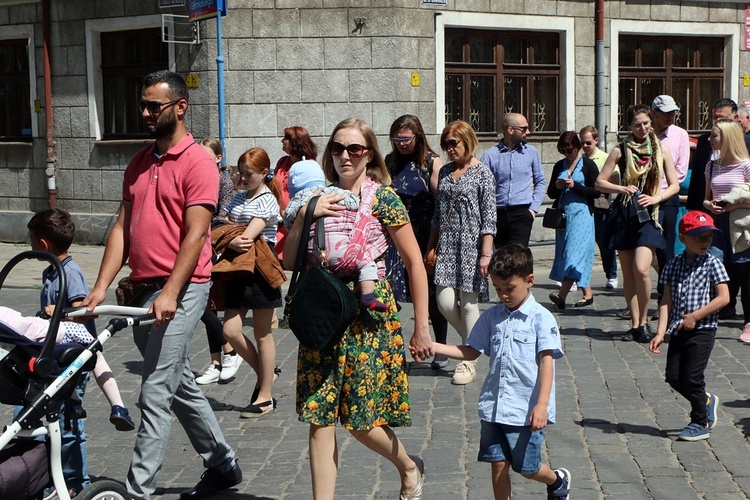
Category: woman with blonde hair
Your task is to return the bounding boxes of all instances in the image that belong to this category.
[596,104,679,343]
[222,147,284,417]
[703,118,750,342]
[426,120,496,385]
[284,117,432,499]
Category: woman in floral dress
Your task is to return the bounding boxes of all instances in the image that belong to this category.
[283,118,433,500]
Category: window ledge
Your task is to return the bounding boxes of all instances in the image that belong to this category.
[0,141,33,147]
[95,139,154,146]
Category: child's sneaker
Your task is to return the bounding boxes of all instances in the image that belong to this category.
[706,393,719,429]
[677,422,709,441]
[195,364,221,385]
[547,468,571,499]
[219,353,243,381]
[110,405,136,431]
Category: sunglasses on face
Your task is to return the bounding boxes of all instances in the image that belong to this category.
[441,139,460,150]
[558,147,576,154]
[511,126,530,132]
[331,142,368,158]
[582,141,594,146]
[391,136,416,145]
[139,99,181,115]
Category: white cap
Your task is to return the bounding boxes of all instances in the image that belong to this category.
[651,95,680,113]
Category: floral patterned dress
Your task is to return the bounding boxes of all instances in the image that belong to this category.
[296,186,412,430]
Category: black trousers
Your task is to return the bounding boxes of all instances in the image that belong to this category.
[665,328,715,426]
[656,195,679,301]
[495,205,534,248]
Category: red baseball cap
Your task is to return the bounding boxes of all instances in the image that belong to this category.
[679,211,719,235]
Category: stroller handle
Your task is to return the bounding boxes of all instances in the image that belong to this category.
[64,305,150,318]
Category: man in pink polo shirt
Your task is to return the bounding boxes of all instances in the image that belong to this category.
[83,71,240,500]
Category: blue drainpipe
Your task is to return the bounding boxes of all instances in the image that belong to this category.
[216,0,227,168]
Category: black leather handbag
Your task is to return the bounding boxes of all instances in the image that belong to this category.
[542,206,566,230]
[284,196,358,351]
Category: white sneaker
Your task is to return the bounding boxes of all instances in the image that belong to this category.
[570,282,578,292]
[606,278,618,289]
[451,360,477,385]
[219,353,243,381]
[195,364,221,385]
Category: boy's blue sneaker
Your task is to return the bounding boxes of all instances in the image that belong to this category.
[706,392,719,429]
[547,468,571,499]
[677,422,709,441]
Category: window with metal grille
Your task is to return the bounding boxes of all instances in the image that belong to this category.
[618,36,724,133]
[101,28,168,139]
[445,29,560,136]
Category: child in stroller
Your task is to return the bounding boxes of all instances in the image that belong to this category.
[0,306,134,431]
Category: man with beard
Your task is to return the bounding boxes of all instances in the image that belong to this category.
[82,70,241,499]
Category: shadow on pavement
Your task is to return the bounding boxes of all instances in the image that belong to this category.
[577,418,667,437]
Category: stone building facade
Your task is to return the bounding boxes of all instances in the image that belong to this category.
[0,0,748,243]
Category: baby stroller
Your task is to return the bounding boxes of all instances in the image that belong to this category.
[0,251,154,500]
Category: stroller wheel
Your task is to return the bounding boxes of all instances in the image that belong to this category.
[75,480,128,500]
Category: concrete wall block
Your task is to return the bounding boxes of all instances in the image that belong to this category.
[221,9,253,38]
[60,138,93,170]
[708,4,740,23]
[227,39,276,70]
[349,69,412,102]
[187,71,218,106]
[490,0,524,14]
[301,8,348,37]
[225,71,255,104]
[575,46,595,76]
[276,103,326,137]
[524,0,556,16]
[0,199,9,211]
[58,21,86,46]
[278,0,323,7]
[187,104,214,141]
[70,107,90,138]
[229,104,277,137]
[0,7,9,25]
[66,45,87,76]
[55,168,74,198]
[372,38,419,69]
[417,38,435,70]
[557,0,592,18]
[395,9,434,38]
[325,102,372,131]
[88,145,121,171]
[56,0,96,21]
[62,199,93,213]
[456,0,491,13]
[51,46,69,76]
[17,168,31,198]
[123,2,158,16]
[574,17,595,48]
[347,8,400,38]
[89,202,121,217]
[52,76,89,107]
[5,146,33,171]
[254,71,301,103]
[680,3,709,22]
[0,169,18,196]
[9,3,38,24]
[101,171,124,201]
[53,107,72,139]
[324,37,372,69]
[276,39,325,70]
[233,0,273,7]
[370,101,428,135]
[620,0,649,20]
[253,9,300,38]
[8,198,32,212]
[301,69,349,103]
[94,0,125,18]
[224,137,255,169]
[73,170,102,200]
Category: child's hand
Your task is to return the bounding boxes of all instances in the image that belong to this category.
[529,404,548,431]
[649,334,665,354]
[679,313,696,331]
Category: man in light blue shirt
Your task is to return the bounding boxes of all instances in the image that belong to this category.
[480,113,546,248]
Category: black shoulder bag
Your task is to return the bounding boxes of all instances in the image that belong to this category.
[283,196,359,351]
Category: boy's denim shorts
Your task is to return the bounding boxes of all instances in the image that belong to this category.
[478,420,544,474]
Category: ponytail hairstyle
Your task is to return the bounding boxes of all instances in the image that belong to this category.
[237,148,283,212]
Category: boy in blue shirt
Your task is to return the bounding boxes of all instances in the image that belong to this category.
[650,211,730,441]
[430,244,570,499]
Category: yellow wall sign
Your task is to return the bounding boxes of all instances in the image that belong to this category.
[186,74,200,88]
[744,74,750,87]
[411,72,420,87]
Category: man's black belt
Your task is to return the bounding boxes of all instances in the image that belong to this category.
[497,204,530,211]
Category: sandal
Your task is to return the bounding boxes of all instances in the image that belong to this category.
[574,297,594,308]
[549,293,565,311]
[239,398,276,418]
